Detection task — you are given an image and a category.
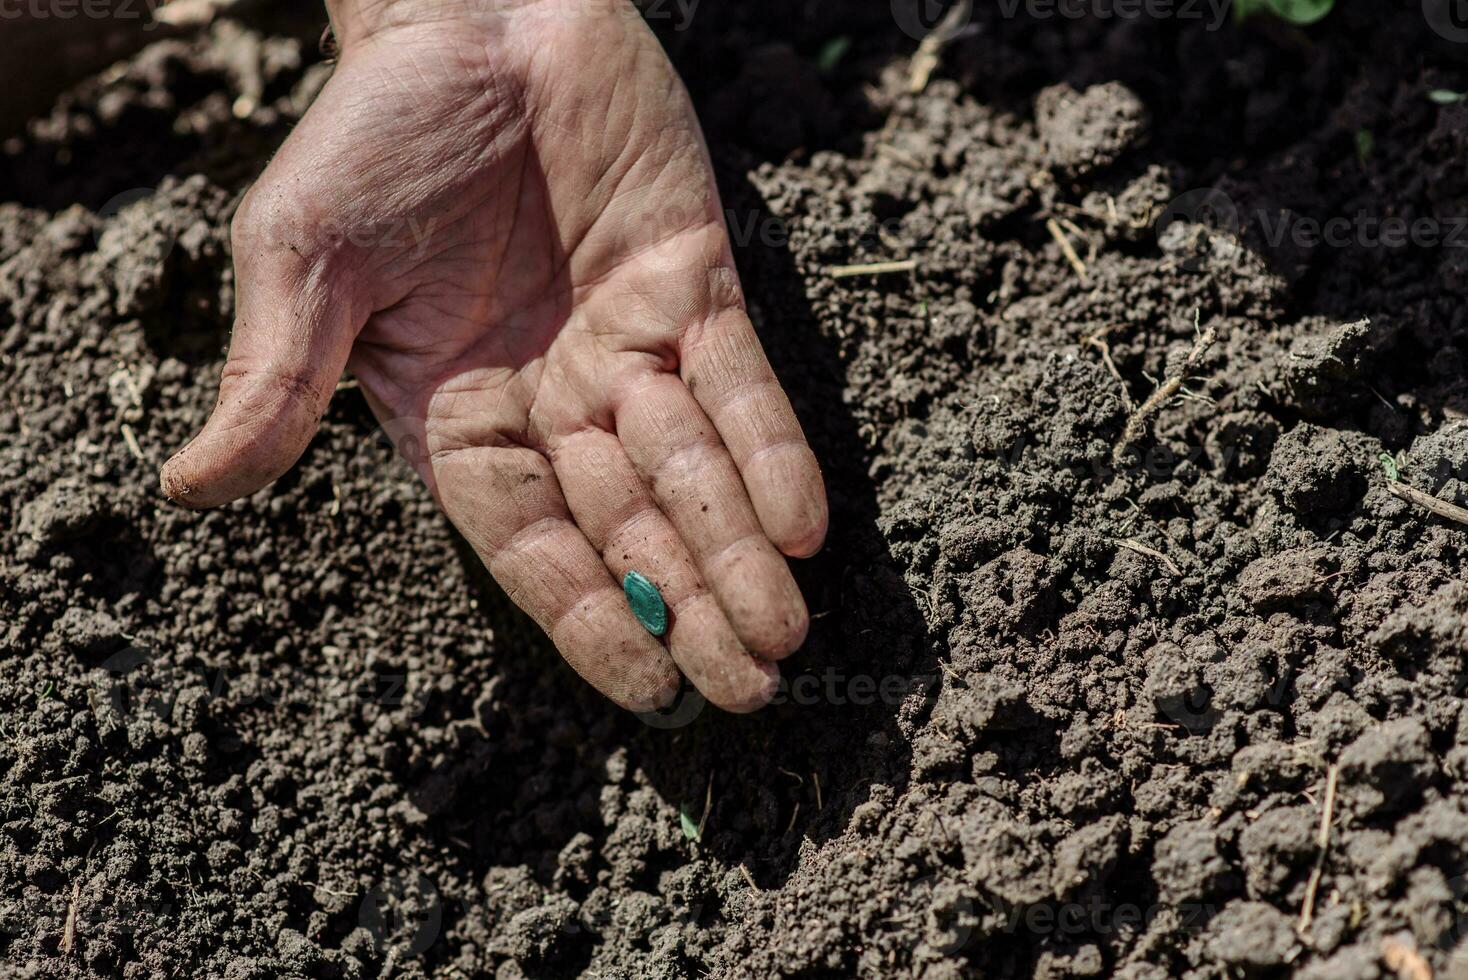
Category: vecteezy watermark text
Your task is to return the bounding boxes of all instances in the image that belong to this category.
[995,0,1232,30]
[0,0,163,24]
[636,670,937,729]
[1157,187,1468,273]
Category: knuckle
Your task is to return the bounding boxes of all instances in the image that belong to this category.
[230,183,333,273]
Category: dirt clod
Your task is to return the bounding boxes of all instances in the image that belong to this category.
[4,5,1468,979]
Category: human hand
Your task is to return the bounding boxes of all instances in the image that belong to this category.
[160,0,828,713]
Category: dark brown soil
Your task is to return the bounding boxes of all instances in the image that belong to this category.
[5,2,1468,978]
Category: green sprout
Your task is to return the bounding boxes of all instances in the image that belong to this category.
[38,680,54,700]
[1355,129,1374,165]
[1379,452,1399,482]
[1429,89,1468,105]
[680,777,713,843]
[1234,0,1334,26]
[679,805,701,842]
[816,36,851,76]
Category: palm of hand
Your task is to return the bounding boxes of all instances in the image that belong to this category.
[162,7,827,712]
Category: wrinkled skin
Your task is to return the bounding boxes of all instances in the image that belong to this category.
[160,0,828,712]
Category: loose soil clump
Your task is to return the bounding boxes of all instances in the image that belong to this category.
[4,4,1468,978]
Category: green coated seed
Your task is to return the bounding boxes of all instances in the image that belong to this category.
[623,571,668,637]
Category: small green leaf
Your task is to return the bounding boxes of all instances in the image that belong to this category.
[38,680,54,700]
[1266,0,1334,24]
[1355,129,1374,165]
[816,36,851,76]
[1232,0,1265,21]
[1429,89,1468,105]
[1379,452,1399,482]
[679,805,700,841]
[1234,0,1333,25]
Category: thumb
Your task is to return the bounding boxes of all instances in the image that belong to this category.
[161,197,361,509]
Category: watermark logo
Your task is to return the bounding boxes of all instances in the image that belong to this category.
[999,896,1215,937]
[911,874,978,954]
[638,0,700,30]
[633,671,936,730]
[635,685,707,729]
[360,415,433,487]
[994,0,1232,30]
[359,872,443,959]
[892,0,974,40]
[1154,681,1221,734]
[94,187,177,261]
[1155,187,1241,273]
[1425,0,1468,42]
[1438,873,1468,948]
[0,0,164,27]
[94,644,173,725]
[1156,187,1468,273]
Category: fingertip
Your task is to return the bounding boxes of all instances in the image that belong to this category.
[747,601,808,662]
[159,442,220,510]
[748,444,829,559]
[157,427,278,511]
[705,657,780,714]
[665,594,782,711]
[619,656,684,713]
[699,536,810,663]
[775,511,828,559]
[159,368,336,510]
[159,455,195,507]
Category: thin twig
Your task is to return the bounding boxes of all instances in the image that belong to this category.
[1115,538,1182,577]
[738,864,761,893]
[1388,481,1468,527]
[1058,215,1095,265]
[1112,325,1217,464]
[1045,218,1088,282]
[61,881,79,955]
[1298,763,1339,936]
[826,258,919,279]
[907,0,973,92]
[812,772,824,812]
[120,423,145,462]
[1115,538,1182,576]
[875,143,924,170]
